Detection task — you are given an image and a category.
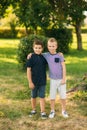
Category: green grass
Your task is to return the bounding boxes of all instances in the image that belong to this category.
[0,37,87,130]
[65,33,87,89]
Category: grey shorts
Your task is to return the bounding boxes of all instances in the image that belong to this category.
[50,79,66,99]
[31,85,46,98]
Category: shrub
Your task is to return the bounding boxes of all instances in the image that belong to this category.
[44,28,73,53]
[0,28,18,38]
[17,34,48,70]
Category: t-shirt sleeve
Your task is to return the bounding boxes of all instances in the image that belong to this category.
[42,52,48,59]
[60,55,65,62]
[26,58,32,68]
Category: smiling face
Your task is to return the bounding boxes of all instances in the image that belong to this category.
[33,44,43,55]
[47,38,58,54]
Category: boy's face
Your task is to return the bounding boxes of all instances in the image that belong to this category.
[33,45,43,55]
[47,41,57,54]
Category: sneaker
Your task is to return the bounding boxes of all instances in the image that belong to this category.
[49,111,55,119]
[29,110,37,117]
[62,111,69,118]
[41,112,47,119]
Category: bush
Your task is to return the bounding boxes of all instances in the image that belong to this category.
[44,28,73,53]
[17,34,48,70]
[0,28,18,38]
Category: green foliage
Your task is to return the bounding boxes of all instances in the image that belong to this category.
[71,91,87,101]
[45,28,73,53]
[17,34,48,69]
[13,0,51,34]
[48,0,87,26]
[0,0,11,17]
[48,0,87,50]
[0,28,18,38]
[0,28,32,38]
[9,21,18,38]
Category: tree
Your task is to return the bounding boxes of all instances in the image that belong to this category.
[13,0,51,34]
[65,0,87,50]
[1,0,87,50]
[48,0,87,50]
[0,0,13,18]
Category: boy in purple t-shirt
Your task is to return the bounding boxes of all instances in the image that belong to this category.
[43,38,68,118]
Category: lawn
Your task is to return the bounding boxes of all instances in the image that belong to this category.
[0,35,87,130]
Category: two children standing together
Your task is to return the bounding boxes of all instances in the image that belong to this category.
[26,37,69,119]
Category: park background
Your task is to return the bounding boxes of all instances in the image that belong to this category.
[0,1,87,130]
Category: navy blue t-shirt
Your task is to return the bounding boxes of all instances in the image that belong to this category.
[26,53,47,86]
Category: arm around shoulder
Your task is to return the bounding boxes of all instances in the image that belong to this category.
[58,52,64,57]
[27,53,33,59]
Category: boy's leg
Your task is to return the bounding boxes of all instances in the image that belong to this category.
[58,83,66,111]
[31,85,38,111]
[50,79,57,111]
[60,99,68,117]
[49,99,55,118]
[58,83,68,117]
[29,98,37,117]
[31,98,36,111]
[60,99,66,111]
[50,99,55,111]
[40,98,45,112]
[49,79,57,118]
[39,86,47,119]
[29,87,37,117]
[40,98,47,119]
[39,85,46,113]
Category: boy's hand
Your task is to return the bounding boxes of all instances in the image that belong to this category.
[58,52,63,56]
[27,53,32,59]
[61,79,66,85]
[29,82,35,90]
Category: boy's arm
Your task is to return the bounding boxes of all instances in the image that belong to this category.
[27,53,32,59]
[27,67,35,89]
[61,61,66,84]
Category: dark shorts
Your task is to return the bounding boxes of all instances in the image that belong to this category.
[31,85,46,98]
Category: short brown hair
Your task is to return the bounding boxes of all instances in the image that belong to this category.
[33,39,43,48]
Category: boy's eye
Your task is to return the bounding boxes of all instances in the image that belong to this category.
[35,47,41,49]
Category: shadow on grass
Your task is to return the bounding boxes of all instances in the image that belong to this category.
[66,49,87,58]
[0,47,17,58]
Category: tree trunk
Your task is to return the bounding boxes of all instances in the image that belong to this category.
[25,26,29,36]
[75,22,83,50]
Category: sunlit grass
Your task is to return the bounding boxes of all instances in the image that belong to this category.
[66,56,87,64]
[0,39,19,48]
[64,33,87,89]
[0,36,87,130]
[71,33,87,49]
[0,58,18,63]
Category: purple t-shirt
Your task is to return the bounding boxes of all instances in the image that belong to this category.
[43,52,64,79]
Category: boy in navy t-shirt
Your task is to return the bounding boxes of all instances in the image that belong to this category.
[26,39,47,119]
